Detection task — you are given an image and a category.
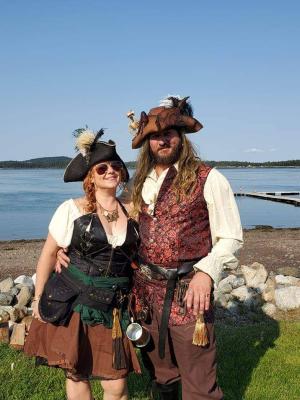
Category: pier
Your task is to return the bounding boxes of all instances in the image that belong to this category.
[235,191,300,206]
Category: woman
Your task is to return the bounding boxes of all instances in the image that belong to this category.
[24,128,141,400]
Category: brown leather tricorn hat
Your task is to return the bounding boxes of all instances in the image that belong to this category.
[131,96,203,149]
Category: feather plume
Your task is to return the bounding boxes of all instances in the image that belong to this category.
[159,95,193,116]
[73,128,96,157]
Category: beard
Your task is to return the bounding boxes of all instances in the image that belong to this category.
[150,141,182,166]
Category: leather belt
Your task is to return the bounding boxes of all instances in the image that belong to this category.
[139,259,198,359]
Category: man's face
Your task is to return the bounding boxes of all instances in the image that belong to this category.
[149,129,182,166]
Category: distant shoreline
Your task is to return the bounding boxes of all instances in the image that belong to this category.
[0,156,300,169]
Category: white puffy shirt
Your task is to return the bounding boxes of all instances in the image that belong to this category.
[48,199,127,249]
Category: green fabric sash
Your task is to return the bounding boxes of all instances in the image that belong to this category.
[67,264,130,328]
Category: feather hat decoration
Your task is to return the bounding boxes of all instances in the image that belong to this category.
[159,95,193,116]
[73,127,105,163]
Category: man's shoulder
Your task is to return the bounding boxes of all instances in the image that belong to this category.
[197,162,213,178]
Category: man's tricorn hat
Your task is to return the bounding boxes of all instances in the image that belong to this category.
[129,96,203,149]
[64,128,129,183]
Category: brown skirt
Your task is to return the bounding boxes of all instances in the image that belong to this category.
[24,312,141,380]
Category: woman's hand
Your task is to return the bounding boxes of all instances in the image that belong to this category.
[32,296,45,323]
[55,248,70,273]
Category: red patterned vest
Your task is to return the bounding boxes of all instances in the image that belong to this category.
[133,163,213,325]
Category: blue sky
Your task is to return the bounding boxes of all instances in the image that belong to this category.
[1,1,299,162]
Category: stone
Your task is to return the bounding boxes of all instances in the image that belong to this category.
[8,287,19,297]
[225,300,239,314]
[218,281,232,294]
[231,286,253,302]
[262,278,276,302]
[0,277,14,293]
[16,286,32,308]
[31,273,36,286]
[275,286,300,311]
[0,293,14,306]
[9,307,27,323]
[22,315,34,332]
[14,275,34,288]
[218,274,245,291]
[262,303,277,317]
[275,275,300,286]
[0,309,10,323]
[10,323,26,350]
[276,267,300,278]
[241,262,268,288]
[214,290,229,307]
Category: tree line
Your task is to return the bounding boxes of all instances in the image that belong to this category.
[0,157,299,169]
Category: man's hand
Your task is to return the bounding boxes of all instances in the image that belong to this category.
[184,271,212,316]
[55,248,70,273]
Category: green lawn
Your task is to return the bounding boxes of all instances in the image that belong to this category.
[0,321,299,400]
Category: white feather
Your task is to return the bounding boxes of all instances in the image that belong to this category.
[159,94,182,108]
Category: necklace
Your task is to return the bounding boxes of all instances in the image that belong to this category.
[96,200,119,223]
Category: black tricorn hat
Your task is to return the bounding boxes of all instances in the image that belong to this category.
[64,128,129,183]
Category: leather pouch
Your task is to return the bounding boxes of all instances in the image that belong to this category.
[38,272,80,326]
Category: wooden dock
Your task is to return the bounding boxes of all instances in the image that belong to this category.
[235,191,300,206]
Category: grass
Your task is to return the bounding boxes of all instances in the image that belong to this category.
[0,321,299,400]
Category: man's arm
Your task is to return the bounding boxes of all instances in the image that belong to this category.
[185,168,243,316]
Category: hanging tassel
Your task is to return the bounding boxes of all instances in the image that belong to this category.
[112,308,127,370]
[192,313,209,346]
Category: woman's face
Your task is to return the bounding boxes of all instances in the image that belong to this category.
[92,160,123,190]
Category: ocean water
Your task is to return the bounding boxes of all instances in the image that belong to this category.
[0,168,299,240]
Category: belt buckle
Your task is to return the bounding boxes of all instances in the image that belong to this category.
[140,264,152,280]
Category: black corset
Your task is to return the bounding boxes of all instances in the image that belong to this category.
[67,213,139,278]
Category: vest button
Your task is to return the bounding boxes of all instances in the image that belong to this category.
[153,217,157,222]
[149,239,154,243]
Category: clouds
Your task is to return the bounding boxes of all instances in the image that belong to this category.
[244,147,278,153]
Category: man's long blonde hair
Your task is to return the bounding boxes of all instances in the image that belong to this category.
[131,132,201,216]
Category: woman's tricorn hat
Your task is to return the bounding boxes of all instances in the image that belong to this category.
[129,96,203,149]
[64,128,129,183]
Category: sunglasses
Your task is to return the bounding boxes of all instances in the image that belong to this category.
[95,161,123,175]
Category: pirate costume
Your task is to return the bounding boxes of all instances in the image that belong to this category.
[128,96,243,399]
[24,129,141,380]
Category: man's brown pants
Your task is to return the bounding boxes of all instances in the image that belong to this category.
[141,307,224,400]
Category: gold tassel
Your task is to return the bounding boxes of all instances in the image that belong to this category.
[192,313,209,346]
[112,308,127,370]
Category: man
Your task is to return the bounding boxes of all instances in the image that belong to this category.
[126,96,243,400]
[58,96,243,399]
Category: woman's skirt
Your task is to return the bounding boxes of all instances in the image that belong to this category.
[24,312,141,381]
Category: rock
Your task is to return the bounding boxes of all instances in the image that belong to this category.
[231,286,253,302]
[0,277,14,293]
[241,262,268,288]
[218,274,245,291]
[10,323,26,350]
[218,281,232,294]
[275,275,300,286]
[214,290,229,307]
[262,278,276,302]
[0,293,14,306]
[276,267,300,278]
[262,303,277,317]
[225,300,239,314]
[0,309,10,323]
[9,307,27,323]
[14,275,34,288]
[16,286,32,308]
[22,315,34,332]
[275,286,300,311]
[31,273,36,286]
[8,287,19,297]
